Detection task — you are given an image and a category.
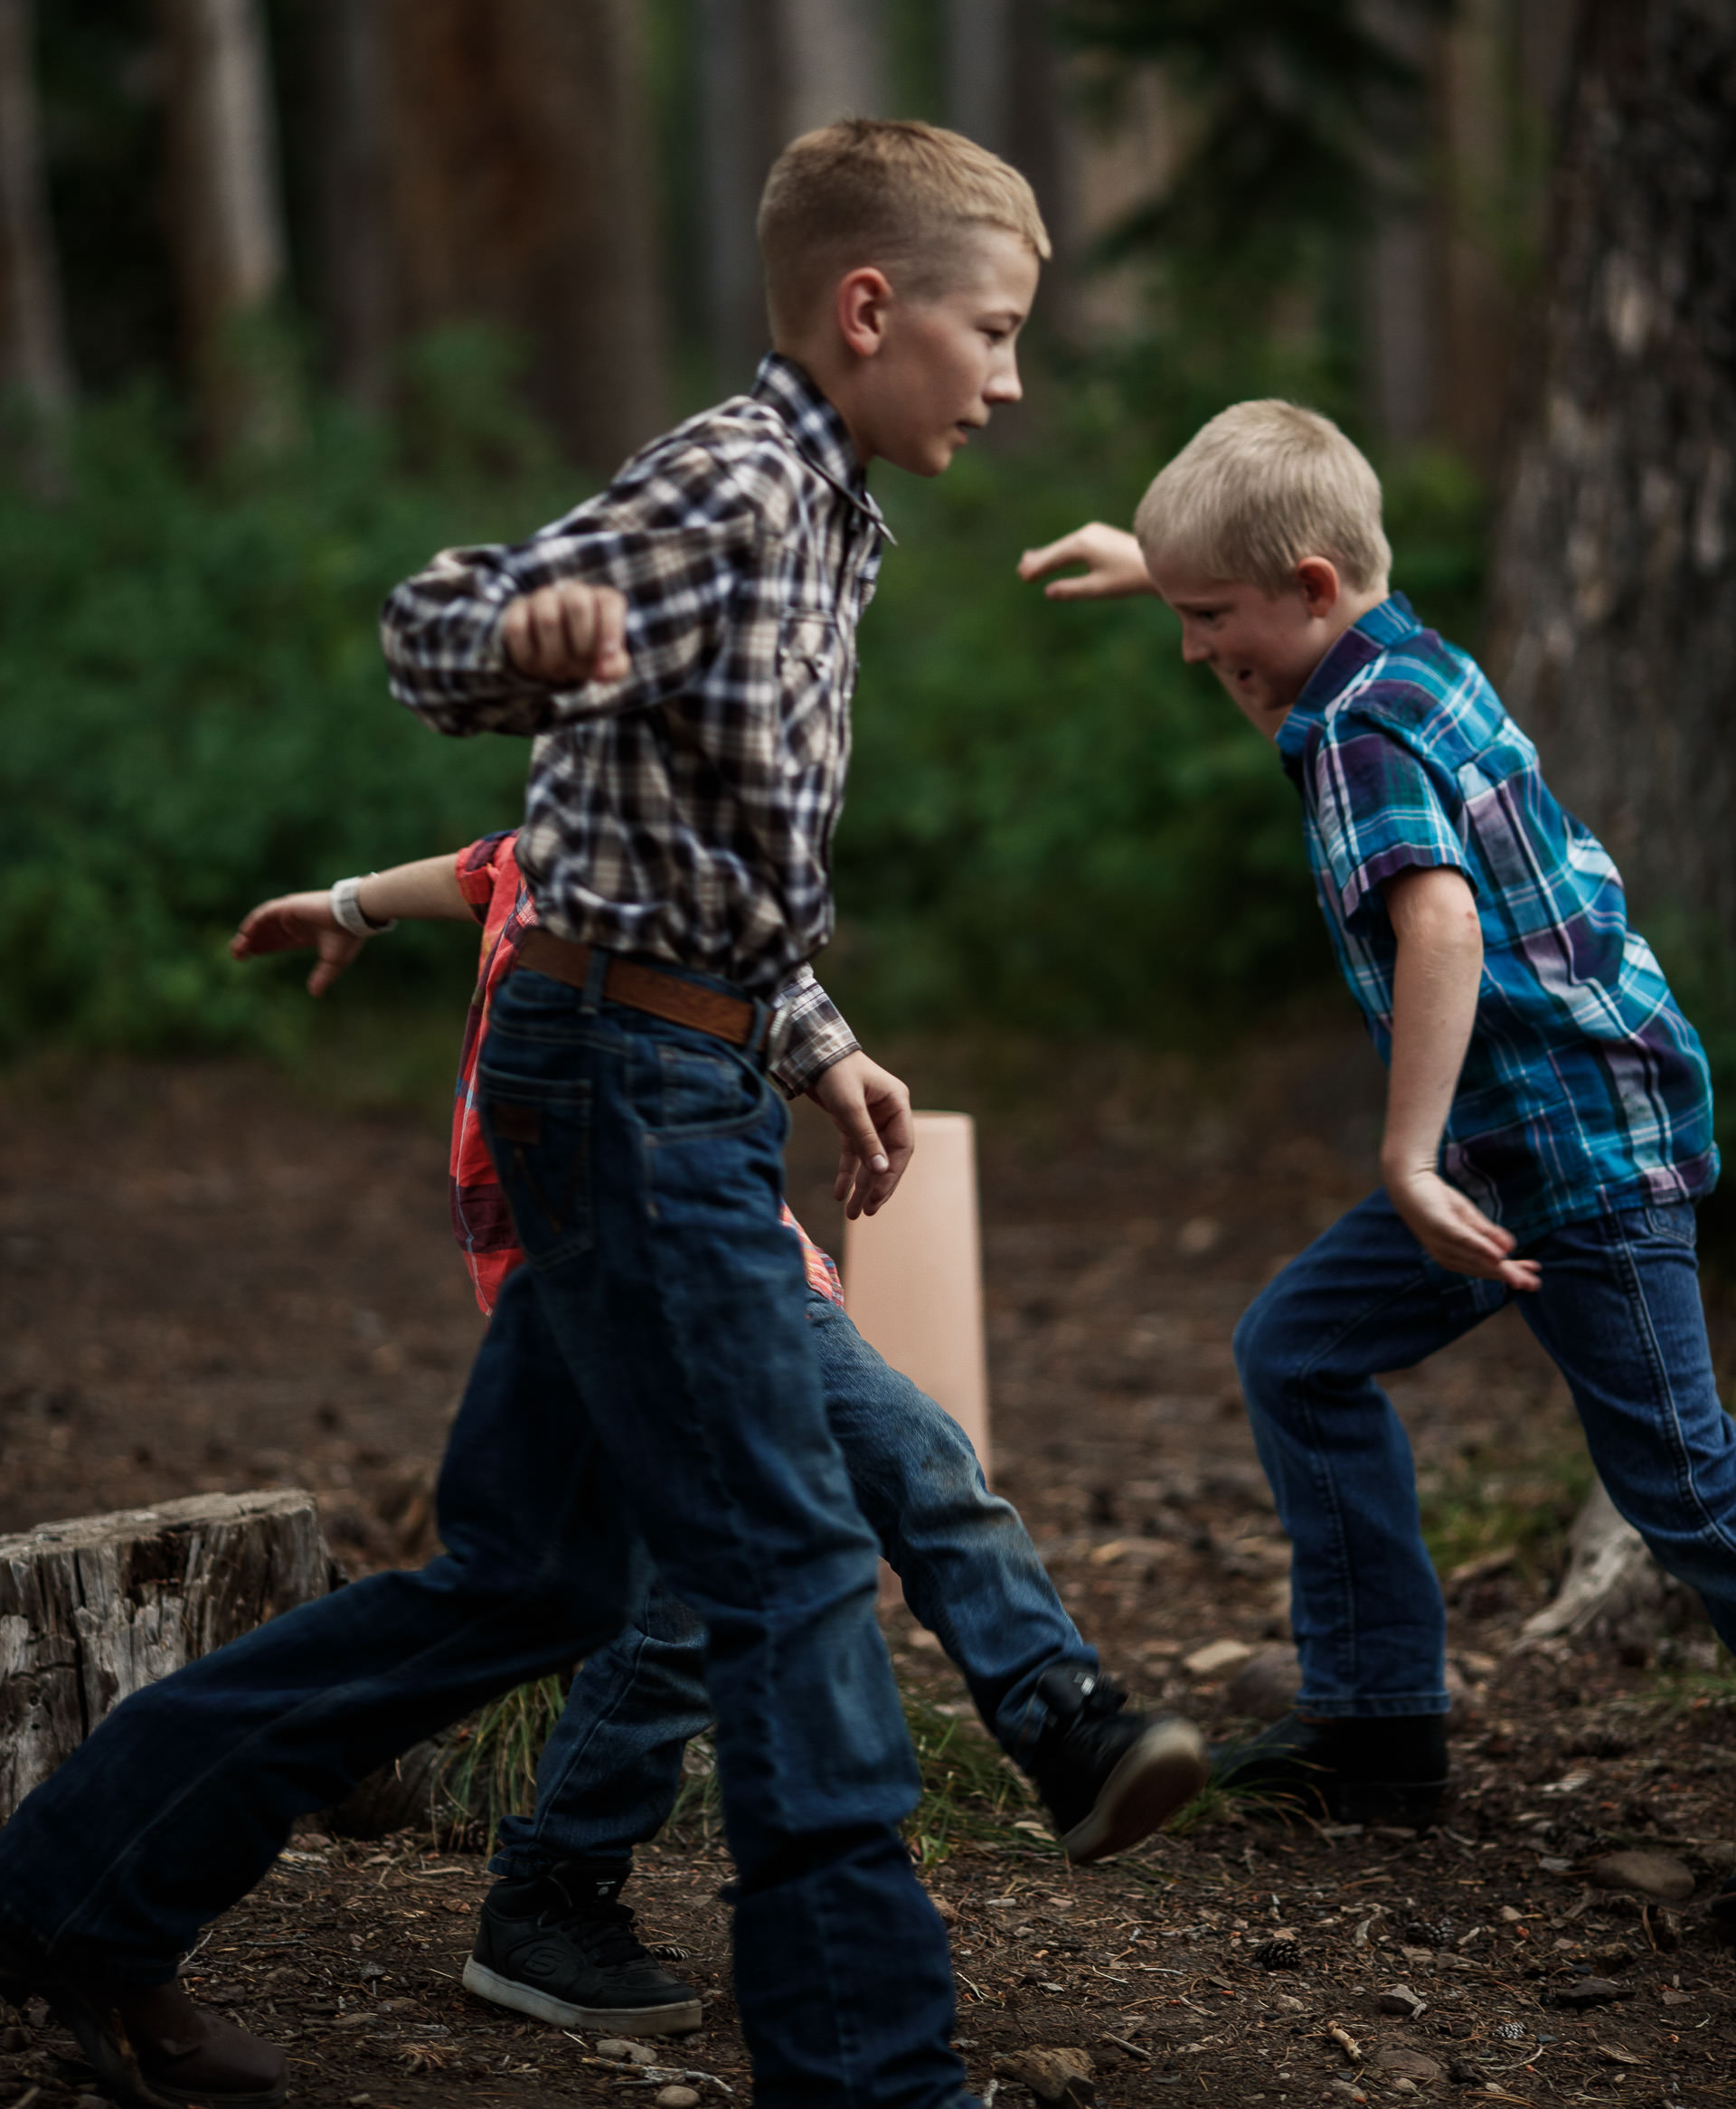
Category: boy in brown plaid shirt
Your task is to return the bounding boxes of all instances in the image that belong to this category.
[0,123,1109,2109]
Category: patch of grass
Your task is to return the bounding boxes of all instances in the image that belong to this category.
[610,1686,1046,1867]
[435,1674,571,1851]
[900,1689,1041,1867]
[1420,1452,1596,1584]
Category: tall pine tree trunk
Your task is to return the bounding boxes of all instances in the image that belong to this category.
[382,0,668,477]
[1489,0,1735,1654]
[159,0,295,462]
[313,0,392,412]
[1486,0,1736,952]
[0,0,72,492]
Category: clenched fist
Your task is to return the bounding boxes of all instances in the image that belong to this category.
[503,580,632,685]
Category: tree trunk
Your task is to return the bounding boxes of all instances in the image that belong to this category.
[0,0,72,493]
[1485,0,1736,950]
[158,0,294,462]
[695,0,890,392]
[381,0,669,478]
[0,1490,337,1821]
[312,0,392,412]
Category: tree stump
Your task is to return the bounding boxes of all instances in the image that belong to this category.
[1514,1481,1698,1653]
[0,1490,337,1820]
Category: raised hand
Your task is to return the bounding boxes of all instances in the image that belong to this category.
[1017,523,1156,601]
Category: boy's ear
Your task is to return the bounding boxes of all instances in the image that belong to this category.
[1296,556,1342,618]
[836,267,895,360]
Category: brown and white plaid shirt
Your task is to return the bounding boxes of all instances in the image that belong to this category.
[380,355,891,1092]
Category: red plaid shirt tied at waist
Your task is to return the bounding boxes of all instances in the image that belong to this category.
[451,830,844,1318]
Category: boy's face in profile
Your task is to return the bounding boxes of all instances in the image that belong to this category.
[848,226,1039,476]
[1145,556,1347,741]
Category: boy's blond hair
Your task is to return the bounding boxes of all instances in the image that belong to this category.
[758,118,1051,340]
[1135,401,1392,597]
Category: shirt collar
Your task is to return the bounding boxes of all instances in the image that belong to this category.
[1276,591,1420,762]
[750,353,894,544]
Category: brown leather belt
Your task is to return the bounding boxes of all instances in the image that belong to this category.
[515,926,760,1047]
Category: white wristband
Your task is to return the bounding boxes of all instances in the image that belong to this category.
[330,875,398,938]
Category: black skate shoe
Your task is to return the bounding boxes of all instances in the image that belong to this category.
[1025,1667,1210,1864]
[1212,1711,1449,1827]
[463,1859,702,2035]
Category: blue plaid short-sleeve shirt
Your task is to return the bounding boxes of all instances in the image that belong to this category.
[1277,593,1717,1243]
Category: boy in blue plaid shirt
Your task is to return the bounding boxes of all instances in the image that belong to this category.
[1022,400,1732,1824]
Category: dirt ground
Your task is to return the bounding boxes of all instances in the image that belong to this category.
[3,1031,1735,2107]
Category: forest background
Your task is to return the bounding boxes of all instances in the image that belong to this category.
[3,0,1731,1224]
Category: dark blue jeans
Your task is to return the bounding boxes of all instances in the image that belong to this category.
[0,968,965,2109]
[493,1291,1094,1877]
[1234,1190,1736,1717]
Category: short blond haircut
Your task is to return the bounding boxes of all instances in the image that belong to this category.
[758,118,1051,340]
[1134,401,1392,597]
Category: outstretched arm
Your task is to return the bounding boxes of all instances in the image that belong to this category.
[1380,865,1539,1291]
[1017,523,1156,601]
[231,853,473,997]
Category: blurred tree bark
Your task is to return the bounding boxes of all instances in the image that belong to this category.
[159,0,295,461]
[1487,0,1736,950]
[0,0,73,493]
[312,0,392,412]
[382,0,667,477]
[695,0,889,392]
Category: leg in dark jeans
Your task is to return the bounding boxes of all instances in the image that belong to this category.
[1226,1189,1736,1821]
[493,1291,1099,1877]
[0,972,965,2109]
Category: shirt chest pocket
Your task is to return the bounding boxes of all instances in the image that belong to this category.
[778,611,848,771]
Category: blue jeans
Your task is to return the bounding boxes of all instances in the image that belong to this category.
[493,1291,1094,1876]
[0,968,965,2109]
[1234,1189,1736,1717]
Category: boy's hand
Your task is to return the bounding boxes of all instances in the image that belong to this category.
[231,893,364,998]
[1383,1162,1542,1291]
[503,580,631,685]
[1017,524,1155,601]
[809,1052,915,1219]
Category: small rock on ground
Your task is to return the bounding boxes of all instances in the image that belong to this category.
[994,2045,1097,2105]
[1585,1850,1695,1902]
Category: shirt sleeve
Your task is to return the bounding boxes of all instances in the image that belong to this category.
[381,448,763,740]
[767,963,860,1096]
[456,834,511,922]
[1311,714,1471,929]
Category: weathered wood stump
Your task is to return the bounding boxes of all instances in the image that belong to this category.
[1514,1480,1698,1653]
[0,1490,337,1820]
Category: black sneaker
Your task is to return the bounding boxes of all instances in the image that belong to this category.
[1025,1667,1210,1864]
[1212,1711,1449,1827]
[1709,1874,1736,1931]
[463,1859,703,2035]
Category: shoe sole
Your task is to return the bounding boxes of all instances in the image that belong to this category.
[462,1957,703,2036]
[1059,1718,1211,1865]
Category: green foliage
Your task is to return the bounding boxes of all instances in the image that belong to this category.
[0,364,574,1060]
[0,335,1490,1064]
[1063,0,1442,279]
[1419,1451,1596,1583]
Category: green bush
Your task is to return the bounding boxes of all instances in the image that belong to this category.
[0,372,567,1059]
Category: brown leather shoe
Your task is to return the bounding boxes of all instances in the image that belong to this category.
[1,1953,287,2109]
